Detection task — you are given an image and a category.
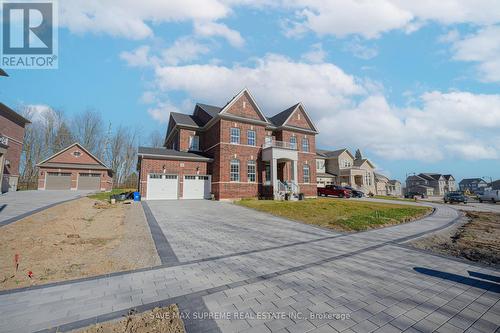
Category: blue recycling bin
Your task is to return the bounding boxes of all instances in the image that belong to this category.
[133,191,141,201]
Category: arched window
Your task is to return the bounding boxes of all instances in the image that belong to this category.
[290,136,297,149]
[247,160,256,182]
[302,138,309,152]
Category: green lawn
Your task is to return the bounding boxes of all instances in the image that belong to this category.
[88,188,136,201]
[236,198,431,232]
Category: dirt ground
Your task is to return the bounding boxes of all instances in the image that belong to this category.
[0,197,160,291]
[73,305,186,333]
[409,211,500,267]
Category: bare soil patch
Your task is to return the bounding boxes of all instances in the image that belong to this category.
[73,305,185,333]
[0,197,160,291]
[409,211,500,267]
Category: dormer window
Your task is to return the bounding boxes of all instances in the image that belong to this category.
[73,151,81,157]
[189,136,199,151]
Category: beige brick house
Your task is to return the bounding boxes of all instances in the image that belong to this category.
[137,88,319,200]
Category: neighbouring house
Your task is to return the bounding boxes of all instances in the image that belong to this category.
[0,103,30,192]
[37,143,113,191]
[137,88,318,200]
[387,180,402,196]
[443,175,457,192]
[315,148,376,195]
[375,173,389,196]
[489,179,500,190]
[316,152,336,188]
[406,173,455,196]
[459,178,488,193]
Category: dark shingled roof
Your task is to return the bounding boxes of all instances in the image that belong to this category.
[459,178,486,185]
[0,69,8,77]
[0,103,30,125]
[269,103,300,126]
[138,147,212,161]
[170,112,205,128]
[316,149,348,158]
[197,103,222,118]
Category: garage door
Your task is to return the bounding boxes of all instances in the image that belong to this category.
[182,175,211,199]
[78,173,101,190]
[147,174,178,200]
[46,172,71,190]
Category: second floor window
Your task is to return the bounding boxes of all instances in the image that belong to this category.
[302,138,309,152]
[303,164,310,183]
[247,160,256,182]
[189,135,199,151]
[230,159,240,182]
[247,130,256,146]
[290,136,297,149]
[230,128,240,144]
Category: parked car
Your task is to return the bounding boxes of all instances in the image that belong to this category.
[404,191,426,199]
[479,189,500,203]
[344,186,364,198]
[444,192,467,204]
[318,185,351,198]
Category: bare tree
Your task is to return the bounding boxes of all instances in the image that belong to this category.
[106,125,138,186]
[148,129,164,148]
[73,109,105,158]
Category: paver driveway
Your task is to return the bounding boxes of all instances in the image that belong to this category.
[0,200,498,333]
[0,190,91,227]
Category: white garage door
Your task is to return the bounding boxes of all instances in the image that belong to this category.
[182,175,211,199]
[147,174,178,200]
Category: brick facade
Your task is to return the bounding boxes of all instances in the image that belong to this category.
[139,89,319,200]
[37,143,113,191]
[138,158,209,198]
[37,167,113,191]
[0,104,29,192]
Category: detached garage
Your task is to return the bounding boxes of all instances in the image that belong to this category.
[37,143,113,191]
[137,147,212,200]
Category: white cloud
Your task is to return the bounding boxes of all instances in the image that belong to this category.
[283,0,500,39]
[120,37,211,67]
[301,43,326,63]
[147,101,181,123]
[60,0,231,39]
[343,39,378,59]
[193,21,245,47]
[318,91,500,161]
[153,54,363,118]
[22,104,59,124]
[162,37,211,65]
[120,46,155,67]
[450,26,500,82]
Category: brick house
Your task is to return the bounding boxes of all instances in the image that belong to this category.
[137,88,319,200]
[0,103,30,192]
[37,143,113,191]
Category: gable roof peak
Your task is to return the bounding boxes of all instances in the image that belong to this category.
[37,142,110,169]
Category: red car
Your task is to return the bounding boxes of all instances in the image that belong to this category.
[318,185,352,198]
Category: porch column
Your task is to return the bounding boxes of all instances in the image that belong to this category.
[292,160,298,184]
[271,158,278,199]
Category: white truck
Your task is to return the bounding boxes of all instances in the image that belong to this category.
[478,189,500,203]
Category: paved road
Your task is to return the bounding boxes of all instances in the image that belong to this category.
[0,190,91,227]
[0,200,499,333]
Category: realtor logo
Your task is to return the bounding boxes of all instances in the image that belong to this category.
[1,1,58,69]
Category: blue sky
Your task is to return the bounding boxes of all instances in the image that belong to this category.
[1,1,500,182]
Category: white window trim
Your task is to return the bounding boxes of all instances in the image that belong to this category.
[247,130,256,146]
[230,128,240,144]
[230,159,240,182]
[247,160,256,183]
